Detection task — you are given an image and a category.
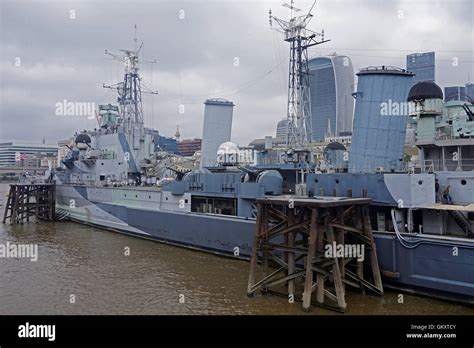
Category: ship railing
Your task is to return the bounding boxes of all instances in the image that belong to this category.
[417,159,474,172]
[258,158,282,166]
[347,164,407,173]
[434,133,474,141]
[347,159,474,174]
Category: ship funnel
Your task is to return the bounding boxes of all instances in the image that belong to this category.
[349,66,414,173]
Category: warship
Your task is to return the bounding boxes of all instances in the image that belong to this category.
[54,7,474,305]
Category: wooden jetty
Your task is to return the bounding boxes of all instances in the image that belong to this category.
[2,184,56,224]
[247,195,383,312]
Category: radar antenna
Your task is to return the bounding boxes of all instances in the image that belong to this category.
[103,25,157,128]
[269,0,330,149]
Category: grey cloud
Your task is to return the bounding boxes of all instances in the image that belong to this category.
[1,0,473,146]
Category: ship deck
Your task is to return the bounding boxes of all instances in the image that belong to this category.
[256,195,371,207]
[62,183,163,191]
[419,203,474,212]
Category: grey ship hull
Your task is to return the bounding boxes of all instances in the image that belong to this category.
[56,184,255,257]
[56,184,474,305]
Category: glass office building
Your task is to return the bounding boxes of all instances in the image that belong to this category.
[307,55,355,141]
[406,52,435,85]
[465,83,474,102]
[153,134,179,154]
[275,118,288,139]
[444,86,467,102]
[0,142,58,167]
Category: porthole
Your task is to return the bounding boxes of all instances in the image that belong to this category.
[418,180,423,185]
[461,179,467,186]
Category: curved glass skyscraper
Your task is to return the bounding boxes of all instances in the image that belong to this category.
[307,55,355,141]
[275,118,288,139]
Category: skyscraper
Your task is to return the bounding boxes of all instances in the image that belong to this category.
[275,118,288,139]
[406,52,435,85]
[200,98,234,168]
[307,55,355,141]
[444,86,467,102]
[465,83,474,103]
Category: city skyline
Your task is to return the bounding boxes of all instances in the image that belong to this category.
[444,83,474,102]
[1,0,473,146]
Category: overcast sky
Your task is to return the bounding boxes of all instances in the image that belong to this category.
[1,0,473,146]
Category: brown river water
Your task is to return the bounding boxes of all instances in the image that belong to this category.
[0,183,472,315]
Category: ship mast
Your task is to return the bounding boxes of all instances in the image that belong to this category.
[103,25,157,129]
[269,0,329,149]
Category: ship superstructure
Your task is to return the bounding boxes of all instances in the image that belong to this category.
[306,80,474,302]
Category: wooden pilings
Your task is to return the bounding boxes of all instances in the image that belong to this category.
[2,184,56,224]
[247,195,383,313]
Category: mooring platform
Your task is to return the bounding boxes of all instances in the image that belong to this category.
[2,183,56,224]
[247,194,383,312]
